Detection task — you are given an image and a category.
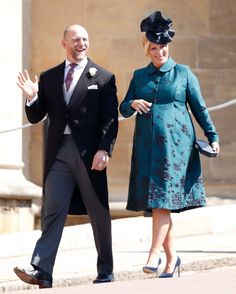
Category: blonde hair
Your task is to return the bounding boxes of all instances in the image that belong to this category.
[142,34,151,57]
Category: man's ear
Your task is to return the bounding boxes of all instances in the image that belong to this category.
[61,39,66,49]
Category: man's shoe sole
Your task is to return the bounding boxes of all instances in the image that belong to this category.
[13,267,52,288]
[93,278,114,284]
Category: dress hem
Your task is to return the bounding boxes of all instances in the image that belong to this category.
[126,204,206,214]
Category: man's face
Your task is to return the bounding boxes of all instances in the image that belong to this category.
[62,25,89,62]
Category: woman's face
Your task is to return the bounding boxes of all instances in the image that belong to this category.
[148,43,169,68]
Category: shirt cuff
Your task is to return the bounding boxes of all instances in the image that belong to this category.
[26,95,38,106]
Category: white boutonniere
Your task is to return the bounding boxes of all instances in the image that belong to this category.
[88,67,98,77]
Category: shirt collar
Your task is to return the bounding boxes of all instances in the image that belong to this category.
[65,57,88,69]
[147,57,176,75]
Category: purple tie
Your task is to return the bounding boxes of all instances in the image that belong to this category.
[65,63,77,91]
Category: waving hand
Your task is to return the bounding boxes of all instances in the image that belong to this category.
[17,70,38,101]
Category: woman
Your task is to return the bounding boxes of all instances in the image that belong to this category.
[119,11,220,278]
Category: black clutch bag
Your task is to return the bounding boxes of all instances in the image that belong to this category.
[195,139,217,158]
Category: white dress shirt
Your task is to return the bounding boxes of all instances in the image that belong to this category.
[63,57,88,133]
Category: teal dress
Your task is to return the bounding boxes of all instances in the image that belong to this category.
[119,58,219,213]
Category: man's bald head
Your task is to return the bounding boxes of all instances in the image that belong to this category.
[62,24,89,62]
[63,24,88,40]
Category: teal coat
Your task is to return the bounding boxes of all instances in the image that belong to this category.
[120,58,219,213]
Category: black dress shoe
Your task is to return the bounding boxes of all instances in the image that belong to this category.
[13,266,52,288]
[93,273,114,284]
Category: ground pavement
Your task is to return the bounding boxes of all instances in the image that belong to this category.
[0,195,236,293]
[8,266,236,294]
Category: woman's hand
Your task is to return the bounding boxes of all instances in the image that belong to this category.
[131,99,152,114]
[17,70,38,101]
[211,142,220,155]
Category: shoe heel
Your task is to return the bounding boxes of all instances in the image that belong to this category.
[39,280,52,288]
[178,264,180,277]
[177,256,181,277]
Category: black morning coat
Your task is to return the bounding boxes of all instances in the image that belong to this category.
[25,58,119,216]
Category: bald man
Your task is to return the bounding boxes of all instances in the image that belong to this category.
[14,24,118,288]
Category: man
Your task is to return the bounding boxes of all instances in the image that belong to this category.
[14,24,118,288]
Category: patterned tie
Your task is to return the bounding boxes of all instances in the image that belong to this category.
[65,63,77,91]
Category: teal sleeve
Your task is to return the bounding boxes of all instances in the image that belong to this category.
[186,69,219,143]
[119,75,137,118]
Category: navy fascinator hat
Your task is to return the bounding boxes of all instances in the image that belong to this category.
[140,11,175,44]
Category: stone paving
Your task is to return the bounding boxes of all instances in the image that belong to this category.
[1,195,236,293]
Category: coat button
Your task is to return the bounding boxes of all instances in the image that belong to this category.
[155,77,160,83]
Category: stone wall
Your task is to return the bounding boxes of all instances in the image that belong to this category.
[0,0,42,234]
[25,0,236,197]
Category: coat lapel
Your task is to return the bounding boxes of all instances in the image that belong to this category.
[51,62,67,108]
[67,59,98,109]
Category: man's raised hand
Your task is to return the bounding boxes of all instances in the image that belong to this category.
[17,70,38,101]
